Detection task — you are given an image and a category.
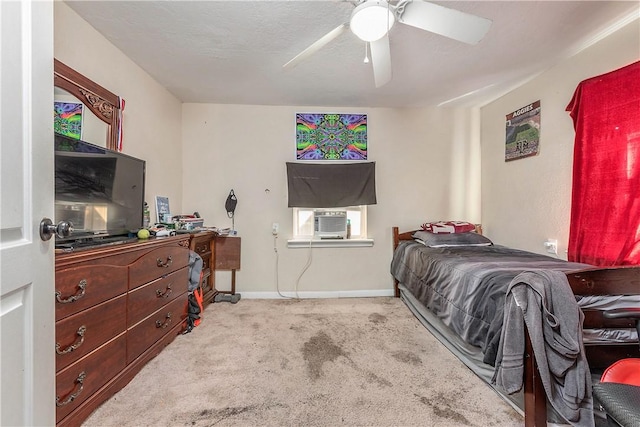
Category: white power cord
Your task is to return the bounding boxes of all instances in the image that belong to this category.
[294,238,313,299]
[274,235,295,299]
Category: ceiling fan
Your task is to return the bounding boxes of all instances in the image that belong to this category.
[283,0,492,88]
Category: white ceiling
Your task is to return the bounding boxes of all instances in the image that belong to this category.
[64,0,639,108]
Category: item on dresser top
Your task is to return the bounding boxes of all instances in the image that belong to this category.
[174,215,205,230]
[143,202,150,228]
[155,196,171,224]
[148,224,176,237]
[210,227,232,236]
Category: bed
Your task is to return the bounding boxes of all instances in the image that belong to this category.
[391,226,640,427]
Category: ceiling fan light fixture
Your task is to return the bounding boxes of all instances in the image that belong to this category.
[350,0,395,42]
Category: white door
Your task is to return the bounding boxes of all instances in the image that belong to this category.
[1,1,55,425]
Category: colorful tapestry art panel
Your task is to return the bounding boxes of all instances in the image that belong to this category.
[296,113,367,160]
[54,101,84,140]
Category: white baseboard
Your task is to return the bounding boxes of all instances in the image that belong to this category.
[239,289,395,299]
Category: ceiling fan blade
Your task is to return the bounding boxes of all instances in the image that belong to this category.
[398,1,492,45]
[370,34,392,88]
[283,23,348,69]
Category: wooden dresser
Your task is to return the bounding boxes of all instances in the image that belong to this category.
[188,230,216,309]
[54,235,190,427]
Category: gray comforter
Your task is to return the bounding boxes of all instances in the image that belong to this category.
[390,240,591,365]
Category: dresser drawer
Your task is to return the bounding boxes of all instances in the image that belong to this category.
[129,245,189,290]
[56,294,127,372]
[192,237,211,257]
[56,265,128,321]
[56,334,126,423]
[200,251,211,271]
[127,267,188,327]
[127,296,187,364]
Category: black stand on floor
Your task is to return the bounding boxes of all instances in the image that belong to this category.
[214,267,240,304]
[214,292,241,304]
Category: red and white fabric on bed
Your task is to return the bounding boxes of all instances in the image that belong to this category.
[420,221,476,234]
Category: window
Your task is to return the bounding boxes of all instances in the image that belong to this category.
[566,61,640,266]
[293,206,368,239]
[285,162,376,247]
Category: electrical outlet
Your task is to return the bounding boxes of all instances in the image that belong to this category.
[544,239,558,255]
[272,223,279,235]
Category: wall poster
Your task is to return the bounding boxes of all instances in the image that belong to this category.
[54,101,84,140]
[505,100,540,161]
[296,113,367,160]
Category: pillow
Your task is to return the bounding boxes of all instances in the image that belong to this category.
[412,230,493,247]
[420,221,476,234]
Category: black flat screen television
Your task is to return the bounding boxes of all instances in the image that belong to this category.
[54,133,146,249]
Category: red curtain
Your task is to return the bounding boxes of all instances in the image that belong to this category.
[566,61,640,266]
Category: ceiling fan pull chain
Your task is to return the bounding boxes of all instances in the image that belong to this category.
[364,43,370,63]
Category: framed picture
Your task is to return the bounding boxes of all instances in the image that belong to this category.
[155,196,171,223]
[54,101,84,140]
[505,101,541,161]
[296,113,368,160]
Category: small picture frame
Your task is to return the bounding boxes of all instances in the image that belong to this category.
[155,196,171,223]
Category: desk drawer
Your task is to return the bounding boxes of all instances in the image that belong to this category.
[127,296,187,364]
[55,294,126,372]
[56,265,128,321]
[127,267,188,327]
[129,245,189,289]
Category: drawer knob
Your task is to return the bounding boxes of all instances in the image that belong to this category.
[155,312,172,329]
[55,325,87,355]
[55,279,87,304]
[56,371,86,407]
[156,284,173,298]
[156,256,173,268]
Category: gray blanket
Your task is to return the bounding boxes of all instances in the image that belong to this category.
[493,270,593,427]
[390,241,590,365]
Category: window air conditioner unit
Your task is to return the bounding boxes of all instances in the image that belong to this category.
[314,211,347,239]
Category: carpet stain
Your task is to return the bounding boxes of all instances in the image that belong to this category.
[391,350,422,366]
[188,405,254,425]
[280,357,289,369]
[366,371,393,388]
[302,331,346,380]
[414,393,472,426]
[368,313,387,324]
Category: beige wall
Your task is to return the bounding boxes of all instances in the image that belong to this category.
[480,18,640,258]
[57,4,638,294]
[181,105,481,294]
[54,2,183,221]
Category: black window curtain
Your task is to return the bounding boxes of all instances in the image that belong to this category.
[286,162,377,208]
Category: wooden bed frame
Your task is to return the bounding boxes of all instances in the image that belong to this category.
[392,227,640,427]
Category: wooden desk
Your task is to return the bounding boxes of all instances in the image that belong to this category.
[214,236,241,295]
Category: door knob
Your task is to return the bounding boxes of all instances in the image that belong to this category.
[40,218,74,241]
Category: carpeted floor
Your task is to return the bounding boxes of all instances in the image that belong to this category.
[83,297,523,426]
